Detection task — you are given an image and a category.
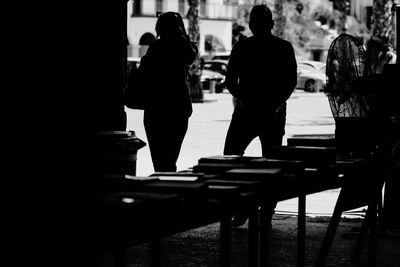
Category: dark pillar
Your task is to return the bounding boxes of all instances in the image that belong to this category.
[19,3,130,267]
[397,5,400,63]
[92,2,127,131]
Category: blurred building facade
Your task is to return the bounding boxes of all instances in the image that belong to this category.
[349,0,373,25]
[127,0,237,57]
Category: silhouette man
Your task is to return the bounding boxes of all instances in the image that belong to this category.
[223,5,297,226]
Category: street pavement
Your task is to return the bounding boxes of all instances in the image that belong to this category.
[125,90,360,217]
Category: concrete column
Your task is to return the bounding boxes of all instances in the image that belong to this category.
[397,5,400,63]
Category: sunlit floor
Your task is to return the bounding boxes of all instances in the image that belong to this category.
[126,91,363,217]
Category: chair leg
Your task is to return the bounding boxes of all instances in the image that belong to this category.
[248,205,259,267]
[377,186,384,231]
[367,175,381,267]
[220,215,232,267]
[297,194,306,267]
[114,249,126,267]
[368,202,377,267]
[150,238,161,267]
[351,174,383,264]
[352,208,370,259]
[258,204,272,267]
[315,190,346,267]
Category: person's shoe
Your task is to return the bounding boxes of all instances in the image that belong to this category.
[231,214,248,227]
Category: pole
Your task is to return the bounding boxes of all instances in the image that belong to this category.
[187,0,204,102]
[397,5,400,63]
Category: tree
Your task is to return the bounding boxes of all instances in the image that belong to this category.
[367,0,395,74]
[186,0,204,102]
[332,0,348,34]
[262,0,285,38]
[272,0,285,38]
[232,23,246,46]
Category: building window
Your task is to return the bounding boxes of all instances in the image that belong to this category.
[200,0,206,18]
[132,0,141,16]
[366,6,373,30]
[156,0,163,12]
[205,35,226,53]
[179,0,185,15]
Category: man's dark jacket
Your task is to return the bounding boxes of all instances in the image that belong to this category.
[226,34,297,116]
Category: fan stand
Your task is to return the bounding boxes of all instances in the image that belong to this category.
[314,164,385,267]
[287,133,387,267]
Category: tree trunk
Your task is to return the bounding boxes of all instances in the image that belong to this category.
[187,0,204,102]
[367,0,395,74]
[333,0,348,34]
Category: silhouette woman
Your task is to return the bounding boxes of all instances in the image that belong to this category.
[142,12,198,172]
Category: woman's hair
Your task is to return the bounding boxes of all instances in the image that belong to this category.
[155,11,186,38]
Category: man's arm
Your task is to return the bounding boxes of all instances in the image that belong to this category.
[225,43,241,99]
[275,42,297,110]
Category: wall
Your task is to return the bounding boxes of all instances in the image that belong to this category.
[350,0,373,22]
[199,19,232,53]
[128,17,233,56]
[128,17,158,57]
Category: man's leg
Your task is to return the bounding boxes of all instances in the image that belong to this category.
[258,106,286,223]
[224,107,258,227]
[223,107,257,156]
[259,105,286,156]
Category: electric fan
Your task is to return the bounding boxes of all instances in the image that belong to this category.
[325,33,371,118]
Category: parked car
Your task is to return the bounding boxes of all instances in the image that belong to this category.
[128,56,226,93]
[211,51,231,61]
[200,51,231,61]
[203,59,228,76]
[201,59,228,93]
[296,60,327,92]
[201,69,225,93]
[127,57,141,70]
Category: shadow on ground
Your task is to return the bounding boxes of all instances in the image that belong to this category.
[101,214,400,266]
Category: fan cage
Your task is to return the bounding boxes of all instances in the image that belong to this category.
[325,34,371,118]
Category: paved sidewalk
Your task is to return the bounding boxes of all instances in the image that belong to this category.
[119,92,400,267]
[126,91,348,217]
[126,91,334,174]
[101,215,400,267]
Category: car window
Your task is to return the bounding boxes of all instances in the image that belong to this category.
[298,64,315,72]
[203,63,213,69]
[212,55,230,60]
[220,64,227,72]
[298,63,315,68]
[299,63,325,72]
[298,62,326,72]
